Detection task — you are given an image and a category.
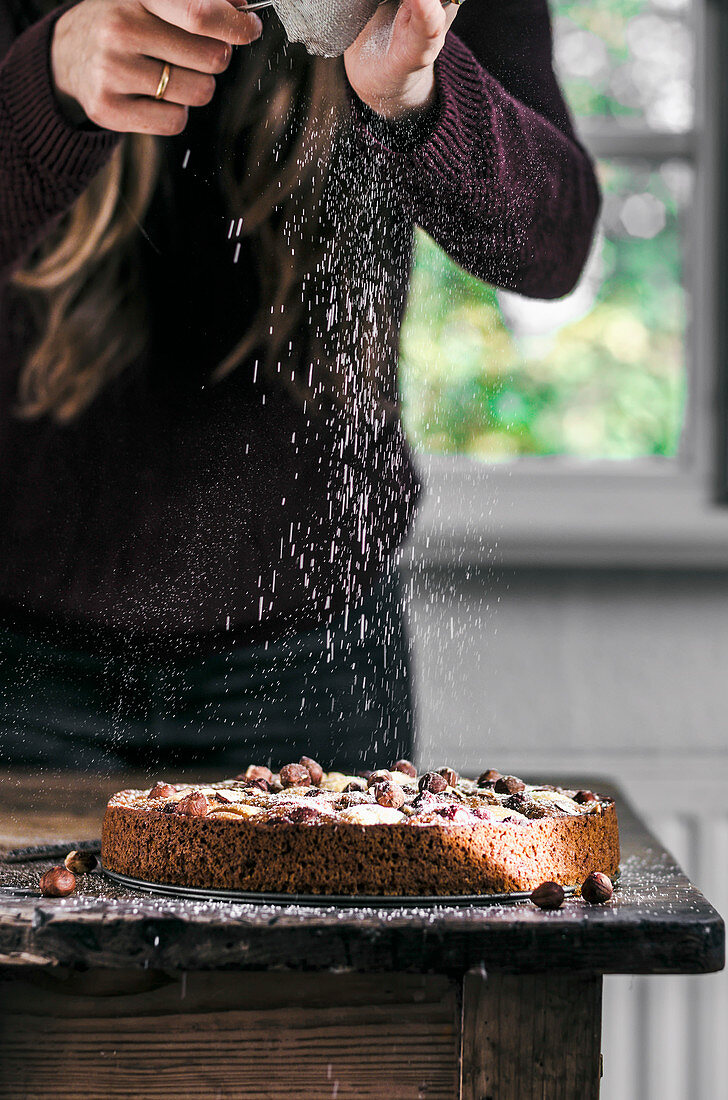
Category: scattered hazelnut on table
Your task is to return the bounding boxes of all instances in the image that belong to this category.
[438,767,459,787]
[477,769,502,787]
[373,781,405,810]
[279,763,312,788]
[581,872,614,904]
[392,759,417,778]
[64,850,97,874]
[176,792,209,817]
[419,772,448,794]
[40,866,76,898]
[300,756,324,786]
[495,775,526,795]
[530,881,565,910]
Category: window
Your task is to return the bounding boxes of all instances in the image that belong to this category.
[400,0,728,566]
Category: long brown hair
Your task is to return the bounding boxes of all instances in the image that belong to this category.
[11,5,363,422]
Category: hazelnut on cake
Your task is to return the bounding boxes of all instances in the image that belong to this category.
[101,759,619,896]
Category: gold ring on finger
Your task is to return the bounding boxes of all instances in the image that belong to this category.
[154,62,172,101]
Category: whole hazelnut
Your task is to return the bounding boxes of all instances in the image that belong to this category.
[40,866,76,898]
[391,759,417,778]
[242,765,273,784]
[373,780,405,810]
[477,769,502,788]
[495,775,526,795]
[176,792,209,817]
[581,872,614,904]
[343,779,367,793]
[300,756,324,786]
[367,769,393,788]
[148,782,177,800]
[64,850,98,874]
[574,790,599,804]
[438,767,459,787]
[279,763,312,788]
[418,771,448,794]
[530,881,565,910]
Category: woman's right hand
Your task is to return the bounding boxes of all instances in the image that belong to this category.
[51,0,262,134]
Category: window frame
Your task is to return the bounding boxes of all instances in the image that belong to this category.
[405,0,728,570]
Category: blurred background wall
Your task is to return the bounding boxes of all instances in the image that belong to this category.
[407,565,728,1100]
[393,0,727,1092]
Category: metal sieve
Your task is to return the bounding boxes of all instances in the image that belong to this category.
[242,0,459,58]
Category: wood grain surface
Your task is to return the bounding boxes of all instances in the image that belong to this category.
[0,967,606,1100]
[0,770,215,852]
[460,971,602,1100]
[0,771,722,1100]
[0,770,724,976]
[0,970,460,1098]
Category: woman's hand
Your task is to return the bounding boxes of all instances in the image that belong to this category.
[344,0,459,121]
[51,0,262,135]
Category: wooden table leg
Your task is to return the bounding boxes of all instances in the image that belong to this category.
[1,967,604,1098]
[460,971,603,1100]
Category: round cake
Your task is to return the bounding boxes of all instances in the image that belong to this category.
[101,759,619,896]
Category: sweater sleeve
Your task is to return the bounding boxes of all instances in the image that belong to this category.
[349,0,601,300]
[0,1,119,286]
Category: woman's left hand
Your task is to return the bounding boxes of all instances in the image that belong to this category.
[344,0,460,121]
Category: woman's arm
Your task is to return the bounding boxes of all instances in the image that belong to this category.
[0,2,119,284]
[345,0,600,300]
[0,0,260,286]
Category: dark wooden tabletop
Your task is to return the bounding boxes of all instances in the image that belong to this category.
[0,770,724,975]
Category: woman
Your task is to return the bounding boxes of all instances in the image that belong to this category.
[0,0,599,772]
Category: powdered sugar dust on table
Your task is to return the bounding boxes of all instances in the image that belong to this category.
[0,771,722,1099]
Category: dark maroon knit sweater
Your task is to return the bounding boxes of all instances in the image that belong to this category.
[0,0,599,640]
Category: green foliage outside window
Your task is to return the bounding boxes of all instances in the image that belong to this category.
[399,0,692,460]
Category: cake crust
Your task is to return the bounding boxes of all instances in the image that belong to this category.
[101,765,619,896]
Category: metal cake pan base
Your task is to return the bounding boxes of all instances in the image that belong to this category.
[101,865,578,907]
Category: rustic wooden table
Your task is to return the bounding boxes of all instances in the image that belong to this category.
[0,770,723,1099]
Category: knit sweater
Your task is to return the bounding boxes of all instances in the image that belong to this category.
[0,0,599,642]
